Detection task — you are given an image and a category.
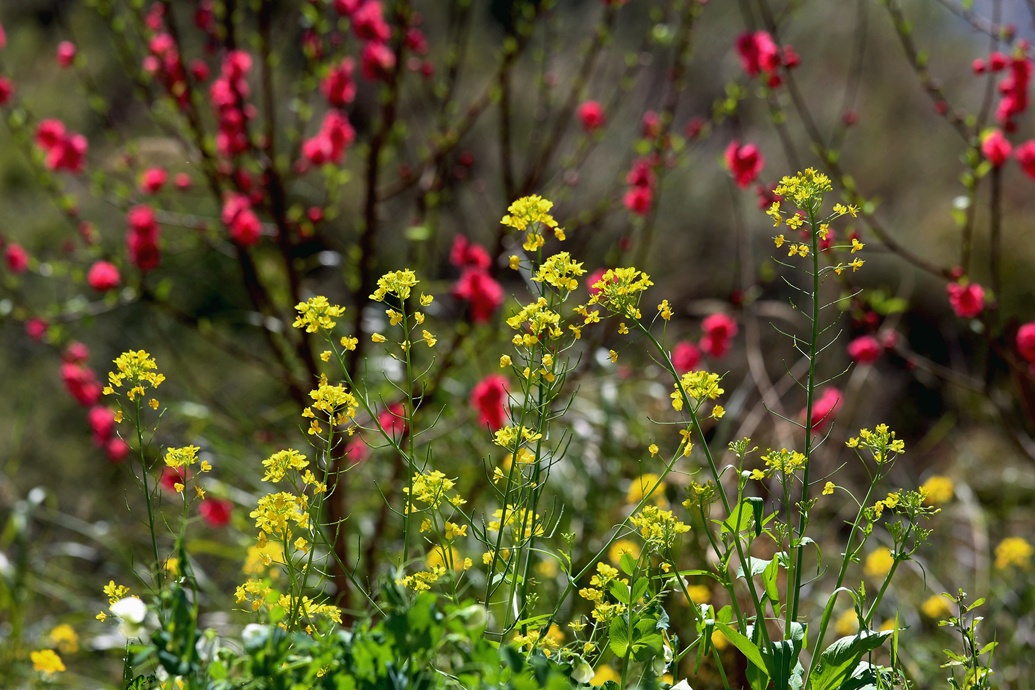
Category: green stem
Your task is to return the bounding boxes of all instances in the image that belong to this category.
[788,204,822,632]
[134,399,163,596]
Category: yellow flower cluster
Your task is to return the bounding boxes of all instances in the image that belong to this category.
[995,536,1033,570]
[488,507,544,538]
[511,624,564,653]
[773,168,833,213]
[302,376,359,436]
[750,448,807,479]
[242,541,285,578]
[578,562,630,623]
[533,251,586,291]
[250,491,310,539]
[846,424,905,464]
[292,296,345,333]
[48,624,78,655]
[370,269,419,302]
[864,546,895,578]
[670,370,724,411]
[164,445,201,469]
[506,297,563,342]
[397,565,448,593]
[501,195,565,251]
[31,649,65,674]
[920,475,954,505]
[587,267,654,319]
[629,504,690,549]
[870,490,901,519]
[403,470,465,514]
[261,449,310,484]
[626,473,667,507]
[492,425,543,450]
[104,350,165,401]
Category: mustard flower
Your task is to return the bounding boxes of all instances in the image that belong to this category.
[995,536,1033,570]
[31,649,66,674]
[164,445,200,469]
[104,350,165,401]
[533,251,586,291]
[261,449,309,483]
[920,475,954,505]
[588,266,654,318]
[48,624,78,654]
[501,195,564,251]
[864,546,895,578]
[370,269,419,302]
[292,296,345,333]
[250,491,310,536]
[630,504,690,548]
[773,168,833,214]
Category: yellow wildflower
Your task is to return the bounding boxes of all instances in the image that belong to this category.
[864,546,894,578]
[31,649,65,674]
[995,537,1033,570]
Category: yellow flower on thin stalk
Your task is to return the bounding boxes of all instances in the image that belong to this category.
[104,350,165,401]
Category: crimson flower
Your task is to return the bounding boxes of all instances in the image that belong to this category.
[846,335,881,364]
[672,341,701,373]
[470,374,509,431]
[87,260,121,291]
[725,140,764,188]
[947,281,985,319]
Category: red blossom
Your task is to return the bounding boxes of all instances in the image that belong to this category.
[140,167,168,194]
[87,406,116,446]
[61,362,102,407]
[449,235,491,270]
[672,341,702,373]
[0,77,13,105]
[947,281,985,319]
[87,260,121,291]
[807,387,843,432]
[105,437,130,463]
[641,110,661,139]
[405,28,428,55]
[302,110,356,166]
[454,268,504,323]
[378,403,407,441]
[56,41,77,67]
[127,205,161,271]
[25,318,48,341]
[981,129,1011,166]
[1017,322,1035,364]
[0,23,6,50]
[199,498,233,528]
[175,172,192,189]
[470,374,509,431]
[35,119,87,173]
[5,243,28,273]
[700,313,738,358]
[321,58,357,107]
[1015,140,1035,179]
[63,342,89,363]
[725,140,764,188]
[995,55,1032,129]
[160,466,189,492]
[353,1,391,43]
[736,31,781,78]
[625,158,656,188]
[333,0,364,15]
[577,100,606,132]
[361,42,395,80]
[846,335,881,364]
[623,186,653,216]
[221,193,262,246]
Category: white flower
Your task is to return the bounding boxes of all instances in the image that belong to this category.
[241,623,269,648]
[571,660,594,684]
[110,596,147,639]
[671,681,694,690]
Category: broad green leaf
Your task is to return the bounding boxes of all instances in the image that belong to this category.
[631,577,649,604]
[609,579,630,605]
[619,552,637,577]
[810,630,893,690]
[736,557,772,580]
[713,620,769,681]
[609,615,630,658]
[762,558,782,612]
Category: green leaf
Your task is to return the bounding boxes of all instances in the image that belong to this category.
[609,580,630,605]
[609,615,630,658]
[762,558,782,613]
[736,557,772,580]
[723,499,757,534]
[631,577,649,604]
[810,630,893,690]
[746,496,765,536]
[713,620,770,682]
[619,552,637,577]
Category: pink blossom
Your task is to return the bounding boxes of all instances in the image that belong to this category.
[160,466,189,492]
[361,42,395,80]
[139,167,168,194]
[0,76,13,105]
[87,260,121,291]
[353,2,391,43]
[378,402,407,441]
[725,140,764,188]
[0,23,6,50]
[623,186,653,216]
[449,235,491,270]
[995,55,1032,128]
[1015,140,1035,179]
[35,119,87,173]
[221,193,262,246]
[700,313,738,358]
[87,406,116,446]
[470,374,509,431]
[847,335,881,364]
[321,58,356,107]
[25,318,48,341]
[736,31,781,78]
[61,362,102,407]
[672,341,702,373]
[577,100,605,132]
[989,51,1009,71]
[807,387,843,432]
[63,342,89,363]
[981,129,1012,166]
[405,28,428,55]
[56,41,77,67]
[626,158,656,188]
[302,110,356,166]
[127,205,161,271]
[454,269,504,323]
[175,173,192,189]
[105,437,130,463]
[1016,322,1035,364]
[5,243,28,273]
[333,0,364,15]
[199,498,233,527]
[641,110,660,139]
[947,281,985,318]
